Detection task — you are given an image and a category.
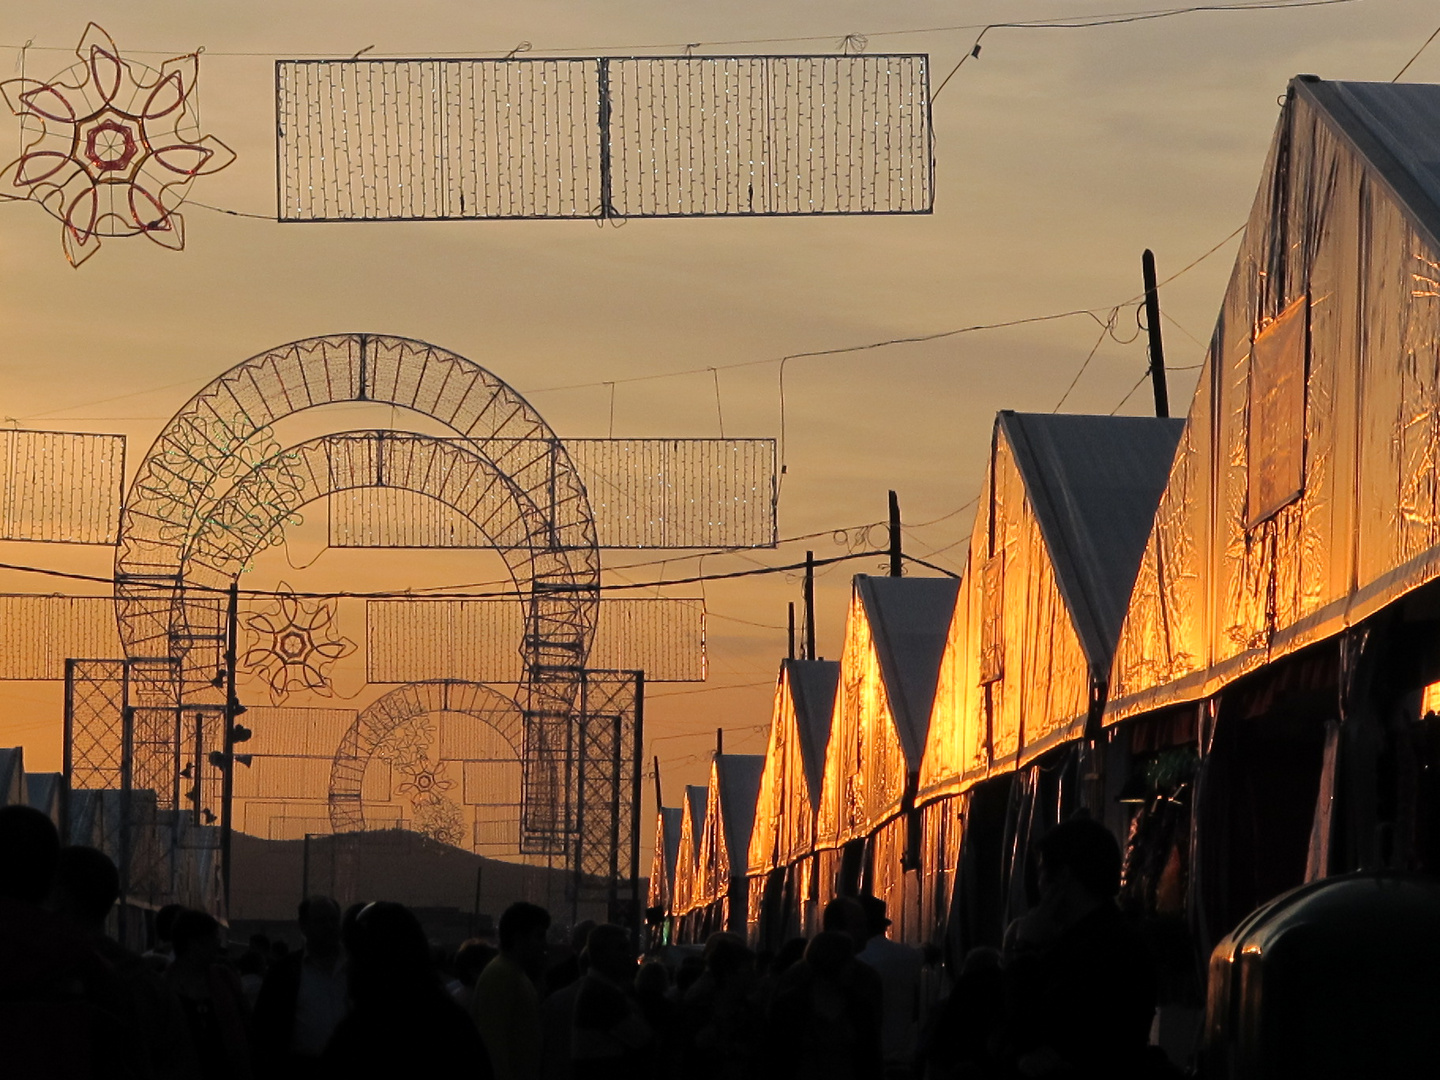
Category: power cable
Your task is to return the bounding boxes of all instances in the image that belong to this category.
[1393,23,1440,81]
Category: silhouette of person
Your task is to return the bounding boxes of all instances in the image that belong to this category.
[680,932,761,1080]
[571,923,653,1080]
[51,845,198,1080]
[252,895,347,1078]
[0,805,136,1079]
[322,900,491,1080]
[856,895,923,1080]
[999,816,1160,1079]
[472,900,551,1080]
[767,930,884,1080]
[166,908,254,1080]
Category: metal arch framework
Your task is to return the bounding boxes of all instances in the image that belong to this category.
[329,680,523,834]
[114,334,600,849]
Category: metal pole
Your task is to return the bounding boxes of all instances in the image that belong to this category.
[630,672,644,955]
[608,711,622,922]
[598,59,614,219]
[1143,249,1170,419]
[804,551,816,661]
[888,490,903,577]
[221,581,239,916]
[788,603,796,660]
[61,659,75,844]
[572,678,587,928]
[191,713,204,823]
[119,696,134,948]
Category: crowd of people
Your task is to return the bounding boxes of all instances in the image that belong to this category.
[0,803,1177,1079]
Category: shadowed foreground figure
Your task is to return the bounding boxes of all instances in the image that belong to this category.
[998,816,1171,1080]
[252,895,347,1078]
[322,900,491,1080]
[51,845,198,1080]
[472,900,551,1080]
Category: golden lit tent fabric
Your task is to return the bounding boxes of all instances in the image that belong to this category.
[918,412,1182,802]
[647,806,684,915]
[815,576,958,925]
[672,784,709,924]
[695,753,765,935]
[746,658,840,938]
[1108,77,1440,723]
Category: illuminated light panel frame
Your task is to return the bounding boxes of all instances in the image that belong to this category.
[276,54,933,221]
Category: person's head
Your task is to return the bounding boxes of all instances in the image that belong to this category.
[773,936,808,977]
[858,894,891,941]
[0,805,60,905]
[822,896,867,947]
[171,909,222,966]
[344,901,435,1002]
[634,958,671,999]
[1035,816,1122,902]
[676,953,705,994]
[804,931,854,981]
[454,938,498,987]
[569,918,596,954]
[51,845,119,930]
[498,901,550,972]
[298,895,342,956]
[701,931,752,982]
[584,923,636,985]
[154,903,184,948]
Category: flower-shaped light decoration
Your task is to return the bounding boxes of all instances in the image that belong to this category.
[241,585,356,703]
[0,23,236,266]
[374,717,466,847]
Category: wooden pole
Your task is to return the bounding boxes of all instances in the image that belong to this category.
[804,551,816,661]
[1143,249,1170,419]
[888,490,902,577]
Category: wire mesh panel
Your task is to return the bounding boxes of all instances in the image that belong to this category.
[573,670,640,915]
[568,439,777,548]
[65,659,128,790]
[328,438,777,549]
[277,58,602,220]
[0,596,123,679]
[0,430,124,543]
[367,597,704,683]
[276,55,931,220]
[607,56,933,216]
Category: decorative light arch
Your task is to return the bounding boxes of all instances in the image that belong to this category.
[115,334,599,848]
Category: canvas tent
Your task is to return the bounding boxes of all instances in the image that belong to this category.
[672,784,709,939]
[694,753,764,936]
[814,575,957,932]
[1110,77,1440,722]
[918,412,1182,802]
[25,772,63,827]
[746,658,839,945]
[646,806,684,946]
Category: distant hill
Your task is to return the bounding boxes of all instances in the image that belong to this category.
[231,829,633,931]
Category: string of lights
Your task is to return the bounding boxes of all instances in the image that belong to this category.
[0,2,1361,60]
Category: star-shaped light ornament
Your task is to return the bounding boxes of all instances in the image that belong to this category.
[241,585,356,703]
[0,23,236,266]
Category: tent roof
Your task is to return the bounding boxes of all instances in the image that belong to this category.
[659,806,683,887]
[784,658,840,798]
[684,784,708,865]
[714,754,765,870]
[1301,79,1440,252]
[998,411,1183,673]
[856,575,960,764]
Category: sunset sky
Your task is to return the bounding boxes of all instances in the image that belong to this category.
[0,0,1434,866]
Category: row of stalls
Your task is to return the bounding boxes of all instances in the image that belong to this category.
[648,75,1440,1024]
[1,744,222,943]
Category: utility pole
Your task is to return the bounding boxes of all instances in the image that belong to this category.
[787,602,796,661]
[1142,249,1170,419]
[652,755,663,815]
[888,490,903,577]
[217,581,250,917]
[715,727,724,756]
[804,551,816,661]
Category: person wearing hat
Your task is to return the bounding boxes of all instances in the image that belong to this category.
[856,894,923,1080]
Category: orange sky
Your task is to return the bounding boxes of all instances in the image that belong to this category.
[0,0,1434,871]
